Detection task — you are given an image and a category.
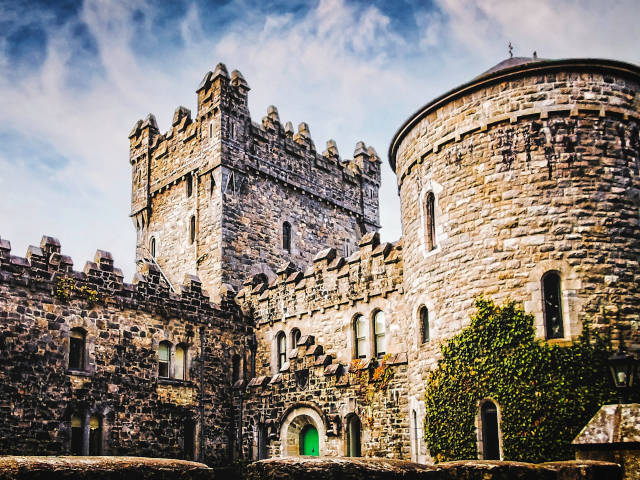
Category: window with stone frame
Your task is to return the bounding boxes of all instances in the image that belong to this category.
[71,415,83,455]
[69,328,86,370]
[420,306,430,343]
[542,271,564,339]
[158,341,171,378]
[282,222,292,253]
[424,191,436,251]
[149,236,156,258]
[175,344,187,380]
[373,310,386,358]
[290,328,301,350]
[276,332,287,371]
[231,354,242,383]
[186,173,193,197]
[189,215,197,244]
[89,416,102,455]
[354,314,368,359]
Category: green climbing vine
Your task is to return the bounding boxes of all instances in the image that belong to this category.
[424,297,636,463]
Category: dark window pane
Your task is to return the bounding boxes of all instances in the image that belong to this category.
[481,402,500,460]
[421,308,430,343]
[543,273,564,339]
[425,193,436,251]
[69,330,85,370]
[283,222,291,252]
[71,416,82,455]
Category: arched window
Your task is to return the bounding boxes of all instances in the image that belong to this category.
[425,192,436,251]
[542,271,564,339]
[186,173,193,197]
[71,415,83,455]
[346,415,361,457]
[158,341,171,378]
[189,215,196,244]
[282,222,292,253]
[276,332,287,371]
[149,237,156,258]
[354,315,368,359]
[232,354,242,383]
[69,328,86,370]
[420,306,430,343]
[373,311,386,358]
[175,344,187,380]
[291,328,301,349]
[479,401,500,460]
[89,416,102,455]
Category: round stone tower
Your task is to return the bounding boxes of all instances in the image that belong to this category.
[389,58,640,364]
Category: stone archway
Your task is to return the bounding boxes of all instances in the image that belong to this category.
[279,406,326,457]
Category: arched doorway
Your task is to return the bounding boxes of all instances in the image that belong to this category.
[479,401,501,460]
[346,415,361,457]
[299,425,319,456]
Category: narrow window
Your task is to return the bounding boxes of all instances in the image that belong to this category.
[184,418,196,460]
[149,237,156,258]
[420,306,430,343]
[354,315,368,359]
[209,123,213,139]
[425,192,436,251]
[373,311,386,358]
[412,410,419,461]
[257,424,268,459]
[71,415,83,455]
[210,172,215,196]
[480,401,500,460]
[89,416,102,455]
[347,415,361,457]
[232,354,242,383]
[290,328,301,349]
[189,216,196,244]
[186,173,193,197]
[158,341,171,378]
[542,272,564,339]
[276,332,287,371]
[175,344,186,380]
[69,328,85,370]
[282,222,292,253]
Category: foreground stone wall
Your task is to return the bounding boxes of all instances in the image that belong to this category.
[245,458,621,480]
[0,236,249,465]
[0,457,213,480]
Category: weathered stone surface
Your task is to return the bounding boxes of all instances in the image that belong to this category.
[0,456,213,480]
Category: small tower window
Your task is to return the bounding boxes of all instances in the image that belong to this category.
[276,332,287,371]
[186,174,193,197]
[282,222,292,253]
[479,401,501,460]
[420,306,430,343]
[231,354,242,383]
[291,328,301,349]
[149,237,156,258]
[175,344,186,380]
[69,328,86,370]
[189,216,196,244]
[158,341,171,378]
[354,314,368,359]
[373,311,386,358]
[542,271,564,339]
[425,192,436,251]
[89,416,102,455]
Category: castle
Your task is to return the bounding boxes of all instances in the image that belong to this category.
[0,57,639,465]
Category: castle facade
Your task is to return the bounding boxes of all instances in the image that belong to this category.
[0,57,639,465]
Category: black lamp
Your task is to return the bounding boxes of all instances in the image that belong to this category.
[608,338,636,403]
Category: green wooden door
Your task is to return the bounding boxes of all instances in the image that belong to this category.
[300,425,319,456]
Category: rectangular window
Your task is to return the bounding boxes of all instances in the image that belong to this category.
[175,346,185,380]
[355,316,368,359]
[69,330,85,370]
[159,343,170,378]
[374,312,386,357]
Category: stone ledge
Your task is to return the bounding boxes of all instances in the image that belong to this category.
[0,456,213,480]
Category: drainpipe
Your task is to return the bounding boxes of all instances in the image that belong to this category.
[199,325,205,462]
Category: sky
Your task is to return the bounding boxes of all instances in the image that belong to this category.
[0,0,639,281]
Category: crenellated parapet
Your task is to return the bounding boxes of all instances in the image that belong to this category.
[0,235,243,328]
[236,231,402,326]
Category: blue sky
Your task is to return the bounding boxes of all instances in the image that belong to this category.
[1,0,639,281]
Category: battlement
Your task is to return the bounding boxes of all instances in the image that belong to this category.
[0,235,241,327]
[236,231,403,325]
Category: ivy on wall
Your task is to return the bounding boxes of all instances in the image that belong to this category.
[424,297,635,463]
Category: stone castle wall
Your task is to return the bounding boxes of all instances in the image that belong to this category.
[129,64,381,301]
[390,61,640,422]
[0,235,250,465]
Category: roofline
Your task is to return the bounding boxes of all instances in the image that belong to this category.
[388,58,640,173]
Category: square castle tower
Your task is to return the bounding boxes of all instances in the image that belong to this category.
[129,63,381,301]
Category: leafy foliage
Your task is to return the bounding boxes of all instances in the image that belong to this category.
[350,354,394,428]
[424,297,635,463]
[55,276,100,306]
